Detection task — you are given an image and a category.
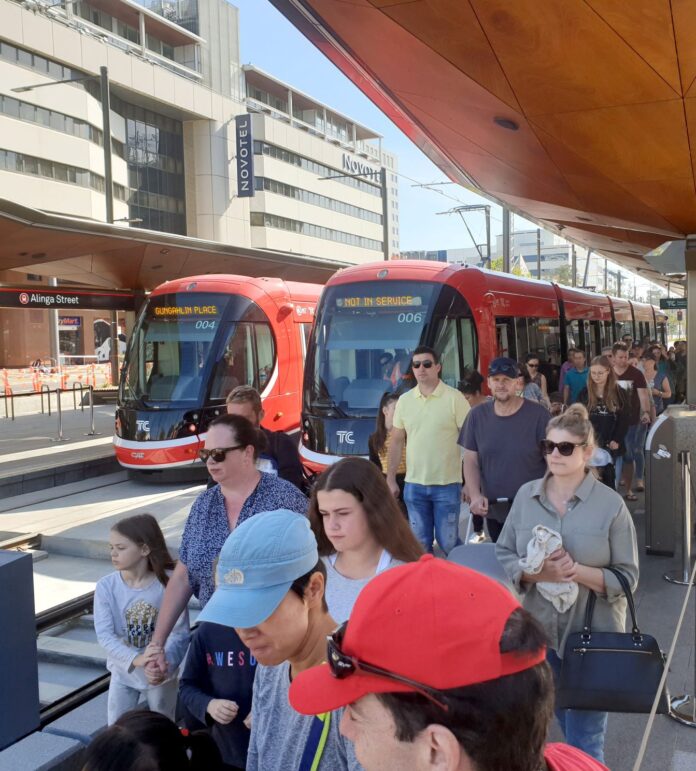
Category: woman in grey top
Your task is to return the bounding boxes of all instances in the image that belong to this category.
[496,403,638,765]
[309,458,423,623]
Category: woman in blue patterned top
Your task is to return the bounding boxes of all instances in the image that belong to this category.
[145,414,307,683]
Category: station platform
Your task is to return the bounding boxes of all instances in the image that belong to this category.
[0,393,119,498]
[0,444,694,768]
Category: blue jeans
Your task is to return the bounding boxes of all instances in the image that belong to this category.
[618,423,648,483]
[547,649,608,764]
[404,482,461,555]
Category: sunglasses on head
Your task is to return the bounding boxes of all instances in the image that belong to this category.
[327,622,449,711]
[411,360,434,369]
[540,440,586,456]
[198,445,244,463]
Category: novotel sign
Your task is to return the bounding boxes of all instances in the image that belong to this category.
[235,114,255,198]
[341,154,381,183]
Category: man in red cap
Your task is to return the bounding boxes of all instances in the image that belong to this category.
[289,555,608,771]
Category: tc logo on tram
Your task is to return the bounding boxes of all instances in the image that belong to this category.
[136,420,151,432]
[336,430,355,445]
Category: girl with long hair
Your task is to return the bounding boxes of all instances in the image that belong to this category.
[309,457,423,623]
[496,404,638,764]
[368,391,407,510]
[94,514,190,725]
[577,355,630,489]
[81,709,223,771]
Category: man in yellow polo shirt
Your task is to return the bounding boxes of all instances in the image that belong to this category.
[386,346,469,554]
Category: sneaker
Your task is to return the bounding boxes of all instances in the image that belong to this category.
[468,531,487,545]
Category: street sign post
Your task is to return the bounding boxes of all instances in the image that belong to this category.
[660,298,688,310]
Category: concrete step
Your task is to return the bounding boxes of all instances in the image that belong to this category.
[0,471,127,514]
[37,636,106,668]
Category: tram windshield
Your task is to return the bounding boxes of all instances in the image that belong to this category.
[306,281,438,417]
[121,293,230,404]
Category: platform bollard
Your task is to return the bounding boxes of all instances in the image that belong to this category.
[84,385,100,436]
[40,384,52,416]
[51,388,70,443]
[1,389,14,421]
[665,452,693,586]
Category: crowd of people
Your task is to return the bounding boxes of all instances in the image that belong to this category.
[84,337,682,769]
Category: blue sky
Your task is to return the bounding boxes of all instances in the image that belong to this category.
[235,0,514,253]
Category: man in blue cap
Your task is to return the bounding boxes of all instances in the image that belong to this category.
[460,357,550,542]
[196,508,362,771]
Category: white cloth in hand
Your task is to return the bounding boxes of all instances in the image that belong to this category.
[519,525,578,613]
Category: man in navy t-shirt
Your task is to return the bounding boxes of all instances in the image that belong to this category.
[461,358,549,542]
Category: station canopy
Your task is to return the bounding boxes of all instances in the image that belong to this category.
[272,0,696,288]
[0,199,350,290]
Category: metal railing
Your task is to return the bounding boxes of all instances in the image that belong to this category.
[2,388,14,421]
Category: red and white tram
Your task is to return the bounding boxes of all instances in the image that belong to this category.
[300,260,667,472]
[115,275,321,471]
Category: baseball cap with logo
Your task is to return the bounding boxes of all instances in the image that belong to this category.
[289,555,546,715]
[488,357,521,379]
[196,509,318,629]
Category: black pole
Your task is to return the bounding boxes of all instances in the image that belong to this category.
[583,248,592,288]
[380,167,389,261]
[502,207,510,273]
[100,66,114,226]
[571,244,577,287]
[536,228,541,280]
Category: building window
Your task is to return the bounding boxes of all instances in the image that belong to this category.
[253,176,381,224]
[251,211,382,252]
[0,147,127,200]
[253,140,382,197]
[114,99,186,236]
[0,94,124,157]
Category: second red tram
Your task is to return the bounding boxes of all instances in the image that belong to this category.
[300,261,667,471]
[115,275,321,470]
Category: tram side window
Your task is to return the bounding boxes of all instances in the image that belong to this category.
[432,317,459,387]
[515,318,529,359]
[255,323,275,390]
[460,318,477,375]
[496,318,517,360]
[299,322,312,359]
[589,321,601,357]
[210,322,275,399]
[600,321,613,349]
[527,317,560,364]
[566,320,582,350]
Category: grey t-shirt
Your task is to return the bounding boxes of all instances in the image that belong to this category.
[247,661,363,771]
[322,552,402,625]
[460,400,550,509]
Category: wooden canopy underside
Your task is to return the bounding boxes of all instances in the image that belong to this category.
[272,0,696,285]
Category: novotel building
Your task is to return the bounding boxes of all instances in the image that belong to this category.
[0,0,398,365]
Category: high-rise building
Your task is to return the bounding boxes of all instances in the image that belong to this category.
[0,0,398,260]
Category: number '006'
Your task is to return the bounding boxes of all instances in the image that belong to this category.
[397,312,423,323]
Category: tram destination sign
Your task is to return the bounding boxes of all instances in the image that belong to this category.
[659,298,687,310]
[0,286,137,310]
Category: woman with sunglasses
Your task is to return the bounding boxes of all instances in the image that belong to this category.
[576,355,630,490]
[144,414,308,685]
[496,404,638,763]
[524,353,549,400]
[309,457,423,624]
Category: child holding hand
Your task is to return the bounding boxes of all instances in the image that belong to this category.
[94,513,189,724]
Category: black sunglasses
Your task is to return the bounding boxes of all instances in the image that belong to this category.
[540,440,586,456]
[327,622,449,711]
[411,360,434,369]
[198,445,244,463]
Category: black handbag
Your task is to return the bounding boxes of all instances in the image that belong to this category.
[556,567,668,713]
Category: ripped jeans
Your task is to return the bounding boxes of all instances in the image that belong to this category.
[404,482,461,556]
